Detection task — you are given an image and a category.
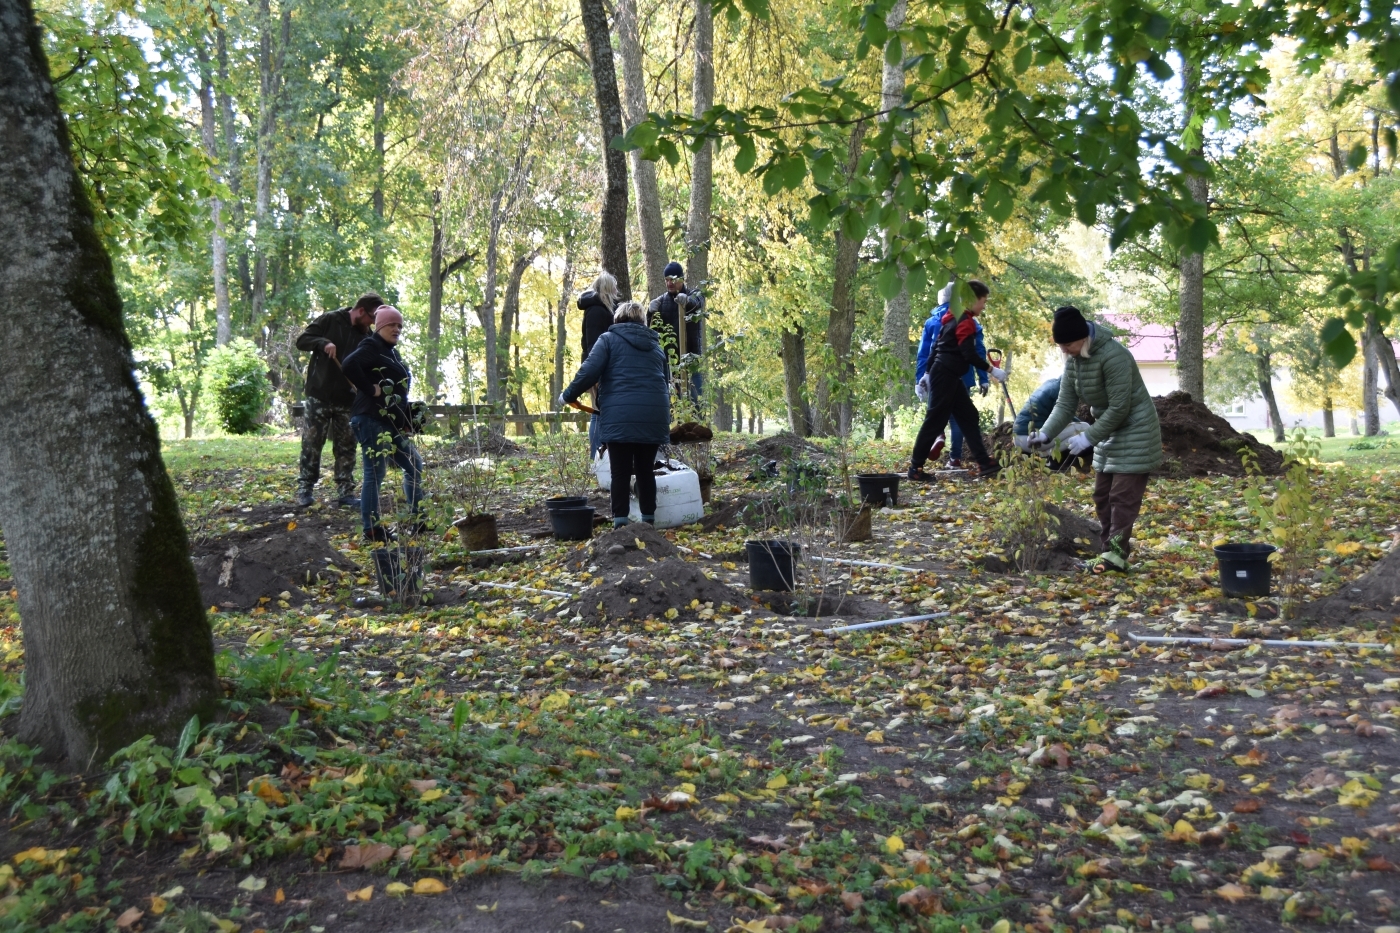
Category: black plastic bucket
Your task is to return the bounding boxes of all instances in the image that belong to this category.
[550,506,596,541]
[855,472,900,507]
[747,540,800,591]
[1214,543,1277,597]
[546,495,588,512]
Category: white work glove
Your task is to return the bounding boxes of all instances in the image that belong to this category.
[676,294,690,312]
[1013,434,1033,453]
[1066,432,1093,456]
[989,367,1008,383]
[915,373,931,403]
[1028,430,1049,448]
[558,393,569,408]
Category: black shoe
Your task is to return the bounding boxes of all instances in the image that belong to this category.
[295,490,315,507]
[907,466,936,483]
[974,464,1001,481]
[336,494,361,508]
[365,526,394,543]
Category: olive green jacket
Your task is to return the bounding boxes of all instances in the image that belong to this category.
[1040,323,1162,474]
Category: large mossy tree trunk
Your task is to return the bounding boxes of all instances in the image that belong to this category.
[579,0,632,302]
[0,0,218,766]
[616,0,667,303]
[815,120,866,437]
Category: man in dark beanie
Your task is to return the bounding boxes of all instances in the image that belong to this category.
[648,261,706,404]
[293,292,380,507]
[907,280,1006,482]
[1029,306,1162,573]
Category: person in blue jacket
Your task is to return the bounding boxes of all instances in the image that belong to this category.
[1013,376,1093,470]
[559,301,671,527]
[915,282,991,466]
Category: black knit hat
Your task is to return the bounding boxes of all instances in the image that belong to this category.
[664,261,684,279]
[1052,305,1090,344]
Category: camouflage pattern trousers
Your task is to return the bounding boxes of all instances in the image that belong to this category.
[297,397,357,497]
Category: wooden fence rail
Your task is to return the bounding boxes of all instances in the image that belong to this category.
[288,403,587,436]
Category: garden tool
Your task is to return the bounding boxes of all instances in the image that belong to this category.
[986,348,1016,411]
[567,399,599,415]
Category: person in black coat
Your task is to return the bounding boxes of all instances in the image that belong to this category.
[647,261,705,404]
[576,271,618,455]
[340,306,424,541]
[560,301,670,527]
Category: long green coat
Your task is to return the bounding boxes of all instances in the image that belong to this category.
[1039,323,1162,474]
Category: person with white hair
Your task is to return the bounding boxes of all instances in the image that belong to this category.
[341,306,425,541]
[559,301,670,528]
[576,271,618,455]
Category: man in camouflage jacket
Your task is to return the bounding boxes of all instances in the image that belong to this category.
[294,293,380,507]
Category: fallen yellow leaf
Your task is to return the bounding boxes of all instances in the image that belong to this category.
[413,878,448,895]
[346,885,373,902]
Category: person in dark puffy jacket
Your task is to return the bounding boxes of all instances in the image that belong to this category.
[647,261,705,404]
[341,306,424,541]
[560,301,670,527]
[576,271,618,455]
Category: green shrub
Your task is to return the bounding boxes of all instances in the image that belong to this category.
[205,338,270,434]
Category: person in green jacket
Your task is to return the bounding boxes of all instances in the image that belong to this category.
[1028,306,1162,573]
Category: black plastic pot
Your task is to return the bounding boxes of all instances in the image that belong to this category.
[1214,543,1277,597]
[855,472,900,507]
[550,506,596,541]
[747,539,800,592]
[546,495,589,512]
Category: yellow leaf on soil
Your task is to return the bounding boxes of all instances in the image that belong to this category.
[766,774,788,790]
[346,885,373,902]
[386,882,409,897]
[884,835,905,855]
[1215,883,1251,902]
[419,788,445,802]
[540,691,571,712]
[865,730,885,744]
[413,878,448,895]
[667,911,709,928]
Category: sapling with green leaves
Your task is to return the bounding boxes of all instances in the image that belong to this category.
[987,448,1068,572]
[1241,430,1334,617]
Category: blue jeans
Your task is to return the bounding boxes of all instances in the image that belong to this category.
[949,418,964,461]
[588,412,601,457]
[351,416,423,533]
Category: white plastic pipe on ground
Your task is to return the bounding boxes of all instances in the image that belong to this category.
[1129,633,1389,650]
[823,611,952,634]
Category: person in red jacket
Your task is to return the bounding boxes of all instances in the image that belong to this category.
[907,285,1007,482]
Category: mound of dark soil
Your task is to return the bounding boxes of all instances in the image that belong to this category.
[565,558,754,623]
[981,504,1101,573]
[1299,546,1400,624]
[427,427,526,464]
[1154,391,1283,476]
[718,432,824,472]
[567,524,678,572]
[191,505,359,609]
[698,496,766,532]
[670,422,714,444]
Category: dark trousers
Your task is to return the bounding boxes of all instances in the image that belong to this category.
[298,397,357,496]
[911,369,993,469]
[1092,472,1150,554]
[351,416,423,533]
[609,442,659,519]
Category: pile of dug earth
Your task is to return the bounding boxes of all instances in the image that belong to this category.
[1153,391,1284,476]
[561,525,757,624]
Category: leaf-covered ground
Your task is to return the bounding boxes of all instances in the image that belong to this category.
[2,432,1400,933]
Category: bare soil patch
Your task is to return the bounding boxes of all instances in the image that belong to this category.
[1301,545,1400,624]
[567,522,678,572]
[191,504,359,609]
[980,503,1101,572]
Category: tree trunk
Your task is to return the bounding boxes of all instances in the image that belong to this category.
[1176,56,1207,403]
[0,0,218,765]
[615,0,667,302]
[479,201,503,404]
[816,121,866,437]
[1363,324,1380,435]
[880,0,910,433]
[781,326,813,437]
[685,0,715,385]
[498,249,538,408]
[1323,394,1335,437]
[554,255,575,404]
[253,0,287,332]
[579,0,632,301]
[1366,310,1400,421]
[197,46,231,348]
[372,93,385,281]
[714,389,732,432]
[428,191,444,401]
[1256,351,1284,442]
[216,23,250,317]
